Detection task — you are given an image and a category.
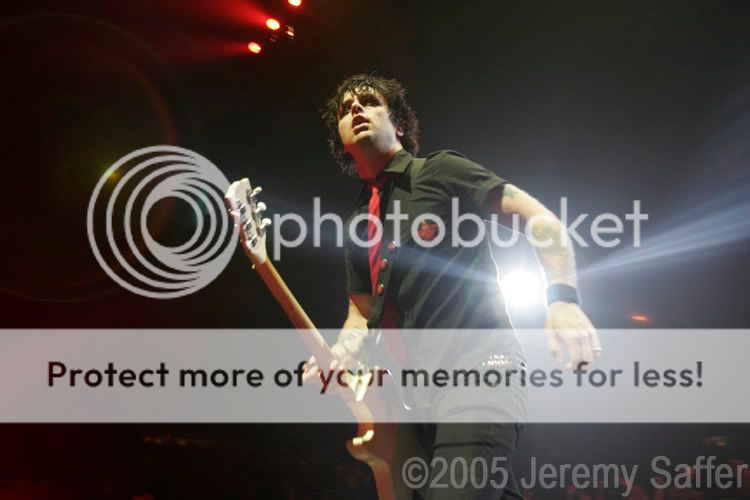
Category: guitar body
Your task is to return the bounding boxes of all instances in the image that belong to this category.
[341,366,422,500]
[347,421,422,500]
[225,178,417,500]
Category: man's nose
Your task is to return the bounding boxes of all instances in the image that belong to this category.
[349,99,364,116]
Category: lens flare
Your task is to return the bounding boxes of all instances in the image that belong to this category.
[500,269,543,309]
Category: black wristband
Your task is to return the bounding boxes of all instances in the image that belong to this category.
[546,284,580,306]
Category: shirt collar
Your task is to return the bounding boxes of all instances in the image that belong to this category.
[355,150,413,204]
[359,149,413,186]
[383,149,413,175]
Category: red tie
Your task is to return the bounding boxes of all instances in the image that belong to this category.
[367,184,383,294]
[367,181,407,364]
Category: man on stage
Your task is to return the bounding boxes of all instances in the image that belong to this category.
[307,74,600,499]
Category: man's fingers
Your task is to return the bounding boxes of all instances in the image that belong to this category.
[300,356,346,394]
[301,356,319,384]
[544,327,563,364]
[301,367,318,384]
[578,328,594,365]
[564,328,585,370]
[589,327,602,359]
[302,355,316,373]
[545,304,600,367]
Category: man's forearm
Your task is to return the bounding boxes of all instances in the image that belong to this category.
[528,215,578,287]
[501,184,578,288]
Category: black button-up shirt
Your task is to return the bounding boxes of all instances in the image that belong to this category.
[344,150,524,368]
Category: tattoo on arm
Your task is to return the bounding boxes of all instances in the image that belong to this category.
[499,183,577,287]
[503,184,520,199]
[529,217,577,287]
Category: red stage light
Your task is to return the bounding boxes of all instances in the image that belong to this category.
[266,18,281,30]
[631,314,649,322]
[288,0,302,6]
[248,42,262,54]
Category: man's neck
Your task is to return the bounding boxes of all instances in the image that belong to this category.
[353,144,404,182]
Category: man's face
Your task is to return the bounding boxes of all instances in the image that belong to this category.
[337,88,403,156]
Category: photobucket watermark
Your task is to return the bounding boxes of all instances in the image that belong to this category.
[87,146,234,299]
[88,146,647,298]
[271,197,648,260]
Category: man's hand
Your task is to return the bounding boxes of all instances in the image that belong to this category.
[301,342,359,394]
[544,302,601,369]
[302,343,355,383]
[498,184,601,368]
[303,297,371,394]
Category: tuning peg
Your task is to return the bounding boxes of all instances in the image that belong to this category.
[255,201,267,213]
[237,201,247,215]
[250,186,263,199]
[260,218,272,229]
[243,221,255,233]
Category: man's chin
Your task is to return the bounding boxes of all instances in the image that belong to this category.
[348,132,375,149]
[353,129,373,140]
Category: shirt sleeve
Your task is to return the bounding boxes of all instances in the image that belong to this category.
[418,150,507,218]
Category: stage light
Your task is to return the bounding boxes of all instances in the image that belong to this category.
[631,314,649,322]
[247,42,262,54]
[500,269,543,309]
[288,0,302,6]
[266,18,281,30]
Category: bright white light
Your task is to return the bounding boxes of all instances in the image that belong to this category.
[500,269,543,309]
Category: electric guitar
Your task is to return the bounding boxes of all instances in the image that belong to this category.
[224,178,417,500]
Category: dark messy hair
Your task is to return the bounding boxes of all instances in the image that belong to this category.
[321,73,420,176]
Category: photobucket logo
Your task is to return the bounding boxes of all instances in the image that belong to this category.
[270,197,648,260]
[87,146,234,299]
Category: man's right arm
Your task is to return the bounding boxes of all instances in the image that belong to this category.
[331,294,372,366]
[302,294,372,383]
[343,294,371,328]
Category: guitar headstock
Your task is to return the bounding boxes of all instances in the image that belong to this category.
[224,178,271,264]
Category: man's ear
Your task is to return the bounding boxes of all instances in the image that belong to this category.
[396,126,404,138]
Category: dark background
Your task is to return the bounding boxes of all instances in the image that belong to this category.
[0,1,748,498]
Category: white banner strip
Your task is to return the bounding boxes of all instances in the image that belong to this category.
[0,329,745,423]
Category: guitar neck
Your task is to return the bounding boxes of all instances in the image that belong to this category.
[254,259,334,368]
